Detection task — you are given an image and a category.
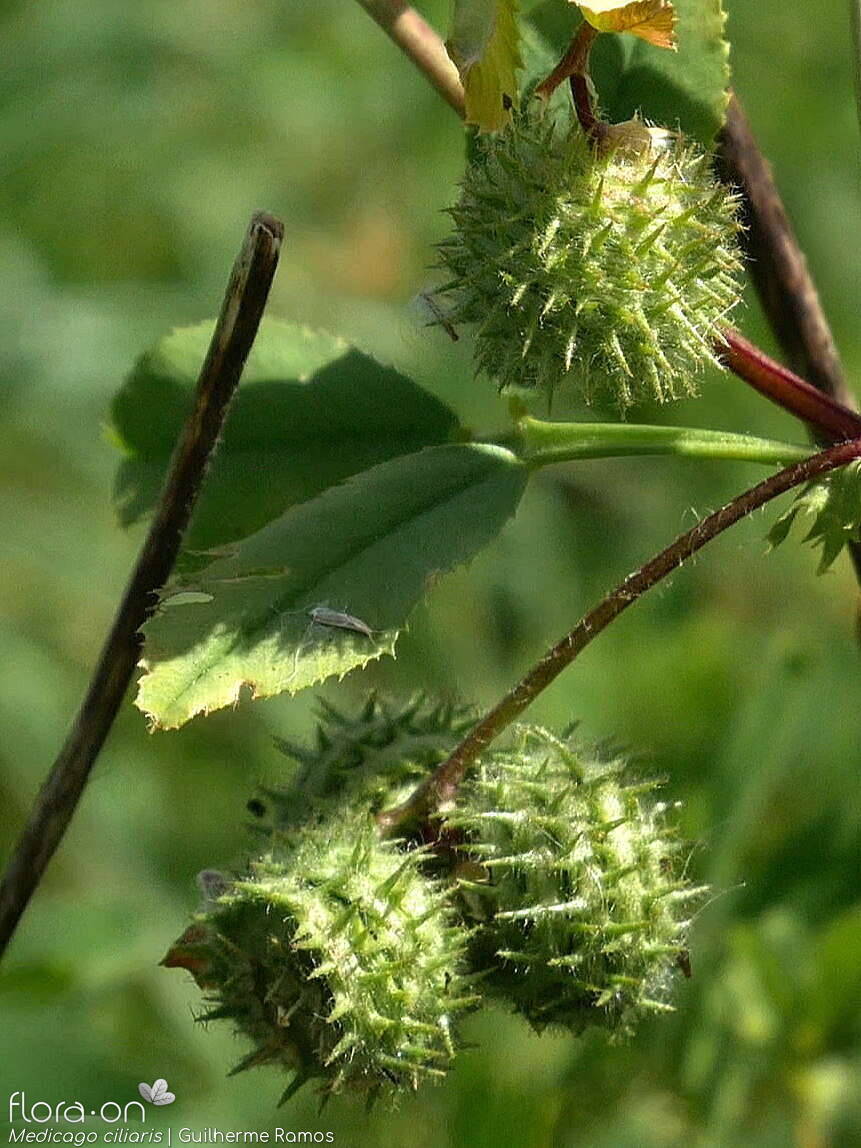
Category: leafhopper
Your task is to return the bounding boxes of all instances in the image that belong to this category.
[306,606,375,640]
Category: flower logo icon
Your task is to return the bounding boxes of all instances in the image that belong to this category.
[138,1080,176,1106]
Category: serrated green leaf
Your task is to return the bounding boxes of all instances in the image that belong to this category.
[136,444,528,729]
[585,0,729,145]
[767,460,861,574]
[448,0,524,131]
[110,319,459,551]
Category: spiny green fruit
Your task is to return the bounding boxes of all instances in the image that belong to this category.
[249,693,471,832]
[162,807,477,1102]
[767,459,861,572]
[447,726,705,1035]
[436,108,743,409]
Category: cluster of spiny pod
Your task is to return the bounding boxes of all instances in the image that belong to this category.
[163,694,705,1104]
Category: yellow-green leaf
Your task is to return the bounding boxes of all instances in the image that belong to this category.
[576,0,677,50]
[447,0,524,131]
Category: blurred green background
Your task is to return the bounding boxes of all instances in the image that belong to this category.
[1,0,860,1144]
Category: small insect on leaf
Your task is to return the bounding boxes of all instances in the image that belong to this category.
[307,607,375,640]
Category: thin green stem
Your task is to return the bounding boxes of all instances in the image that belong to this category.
[378,436,861,835]
[515,416,811,469]
[853,0,861,138]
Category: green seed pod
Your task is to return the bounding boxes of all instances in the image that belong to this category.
[250,693,471,833]
[162,808,477,1103]
[447,726,704,1035]
[437,108,743,409]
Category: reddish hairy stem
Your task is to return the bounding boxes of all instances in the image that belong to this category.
[536,22,598,100]
[378,437,861,833]
[0,213,283,960]
[569,73,607,142]
[720,328,861,443]
[534,22,605,142]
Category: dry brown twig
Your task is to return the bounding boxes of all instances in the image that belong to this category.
[0,213,284,960]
